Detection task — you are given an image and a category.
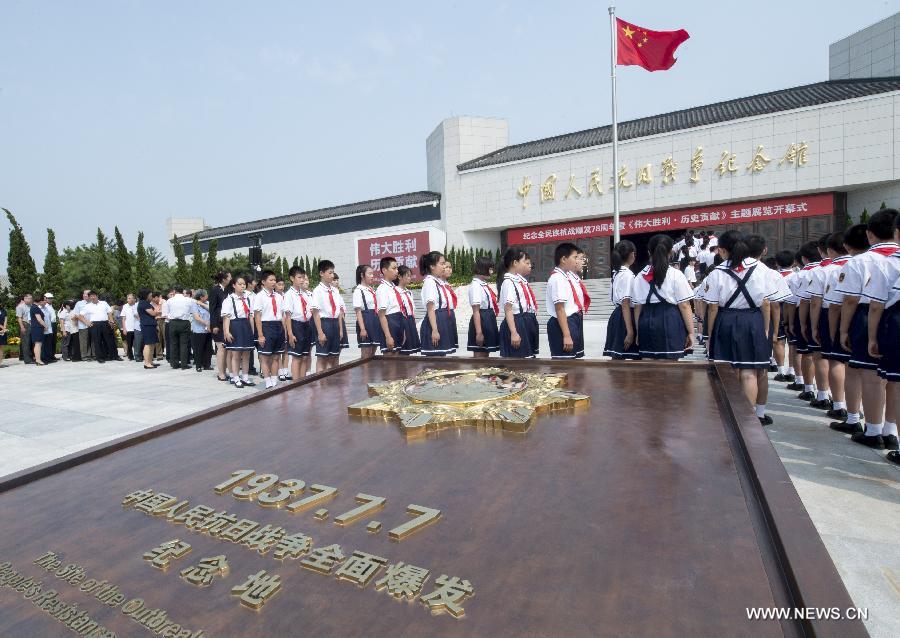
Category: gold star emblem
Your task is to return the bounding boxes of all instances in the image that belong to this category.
[348,368,589,438]
[622,25,635,39]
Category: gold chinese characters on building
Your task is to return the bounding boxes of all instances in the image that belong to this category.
[348,368,589,437]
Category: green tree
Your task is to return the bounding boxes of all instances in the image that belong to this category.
[880,201,887,209]
[860,208,870,224]
[41,228,65,301]
[135,231,152,289]
[3,208,39,299]
[190,234,205,288]
[172,235,190,286]
[93,228,113,294]
[205,239,218,284]
[113,226,134,298]
[292,256,299,269]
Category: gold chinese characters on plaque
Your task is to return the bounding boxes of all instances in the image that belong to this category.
[348,368,589,437]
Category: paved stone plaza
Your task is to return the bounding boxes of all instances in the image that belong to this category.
[0,322,897,636]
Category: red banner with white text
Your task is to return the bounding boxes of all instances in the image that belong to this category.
[357,231,430,282]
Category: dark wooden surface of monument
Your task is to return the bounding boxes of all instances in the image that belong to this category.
[0,358,866,637]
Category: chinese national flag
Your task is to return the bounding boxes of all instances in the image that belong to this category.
[616,18,689,72]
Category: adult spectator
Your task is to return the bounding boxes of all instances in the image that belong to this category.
[83,290,120,363]
[136,288,161,369]
[72,290,93,361]
[58,300,75,361]
[15,293,34,364]
[166,285,192,369]
[41,293,57,363]
[209,271,231,380]
[120,293,138,361]
[0,300,7,367]
[30,293,47,366]
[191,289,212,372]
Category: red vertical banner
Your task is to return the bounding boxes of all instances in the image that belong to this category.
[356,231,430,282]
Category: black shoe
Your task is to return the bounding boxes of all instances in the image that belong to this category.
[98,360,106,364]
[277,374,287,382]
[883,435,899,451]
[773,373,787,382]
[196,367,203,372]
[243,379,256,387]
[850,432,885,449]
[809,398,831,409]
[797,391,815,401]
[758,415,773,426]
[203,366,214,371]
[782,373,796,383]
[786,382,804,391]
[113,357,124,361]
[285,375,293,381]
[249,367,258,375]
[830,421,863,434]
[234,379,245,388]
[768,364,778,372]
[826,408,848,420]
[887,451,900,466]
[171,364,181,369]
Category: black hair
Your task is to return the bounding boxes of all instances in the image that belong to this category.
[394,265,411,285]
[774,250,794,269]
[798,241,820,264]
[746,234,766,259]
[843,224,870,252]
[213,270,231,284]
[679,256,693,271]
[474,255,495,277]
[288,265,306,278]
[62,300,74,310]
[817,233,830,252]
[379,256,397,272]
[418,251,444,277]
[87,289,97,296]
[259,270,275,281]
[826,231,845,254]
[496,247,530,294]
[233,275,247,286]
[868,208,899,240]
[611,240,636,271]
[712,254,723,267]
[553,242,580,266]
[275,276,284,284]
[138,287,151,301]
[717,230,751,270]
[696,263,708,277]
[684,235,695,247]
[318,260,335,274]
[355,264,371,285]
[763,257,777,270]
[647,234,673,286]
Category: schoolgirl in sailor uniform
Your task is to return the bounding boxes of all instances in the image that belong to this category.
[546,243,585,360]
[221,276,256,388]
[419,251,457,356]
[376,257,404,355]
[603,240,639,360]
[497,248,540,359]
[631,234,695,360]
[467,256,500,357]
[441,261,460,350]
[353,265,382,358]
[311,260,349,372]
[284,266,314,380]
[395,266,420,355]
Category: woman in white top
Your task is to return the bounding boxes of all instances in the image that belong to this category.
[631,234,695,360]
[603,240,639,360]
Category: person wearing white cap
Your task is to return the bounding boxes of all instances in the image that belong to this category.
[41,293,58,363]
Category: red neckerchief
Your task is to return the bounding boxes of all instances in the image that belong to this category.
[518,277,537,311]
[779,269,792,278]
[802,261,820,271]
[428,276,451,316]
[820,258,832,267]
[830,255,850,266]
[238,295,250,317]
[443,282,458,310]
[363,286,378,312]
[553,268,583,313]
[290,287,308,320]
[266,289,278,318]
[480,281,499,314]
[869,242,899,257]
[580,280,591,312]
[641,267,654,282]
[388,283,407,317]
[402,289,415,319]
[325,285,337,316]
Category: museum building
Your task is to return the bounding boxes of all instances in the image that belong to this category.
[173,13,900,280]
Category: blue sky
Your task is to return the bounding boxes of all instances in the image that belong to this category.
[1,0,896,268]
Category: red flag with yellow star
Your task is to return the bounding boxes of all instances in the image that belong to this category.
[616,18,689,71]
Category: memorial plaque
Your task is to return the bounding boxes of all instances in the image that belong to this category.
[0,359,865,637]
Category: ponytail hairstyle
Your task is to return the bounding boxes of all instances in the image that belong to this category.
[418,251,443,278]
[496,247,530,295]
[394,264,411,285]
[354,264,370,286]
[647,234,673,286]
[610,240,636,272]
[717,230,750,271]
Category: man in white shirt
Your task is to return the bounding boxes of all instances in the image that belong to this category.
[15,294,35,364]
[120,293,138,361]
[72,289,94,361]
[166,286,194,369]
[83,291,120,363]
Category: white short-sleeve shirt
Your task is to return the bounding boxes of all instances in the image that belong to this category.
[398,287,416,317]
[499,274,535,314]
[703,259,777,309]
[545,268,581,317]
[864,250,900,305]
[611,267,635,306]
[468,278,499,314]
[631,266,694,305]
[822,256,852,306]
[120,303,138,331]
[311,283,342,319]
[420,275,444,310]
[222,293,252,319]
[761,264,791,303]
[376,282,404,315]
[284,287,312,322]
[352,285,378,312]
[253,288,284,321]
[836,243,900,304]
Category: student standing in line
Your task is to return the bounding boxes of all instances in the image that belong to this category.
[784,251,806,390]
[222,275,256,388]
[253,270,286,389]
[826,225,870,433]
[631,234,695,360]
[419,251,457,356]
[376,257,404,356]
[747,235,791,398]
[395,265,420,355]
[496,248,539,359]
[353,264,382,359]
[810,233,849,414]
[793,242,822,401]
[546,243,585,360]
[801,235,835,409]
[772,250,797,382]
[440,261,460,352]
[275,276,291,380]
[284,266,314,380]
[838,209,899,450]
[467,255,499,358]
[311,260,348,372]
[604,240,639,359]
[209,271,232,382]
[136,289,161,369]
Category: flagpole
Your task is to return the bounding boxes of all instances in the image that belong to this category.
[608,6,620,245]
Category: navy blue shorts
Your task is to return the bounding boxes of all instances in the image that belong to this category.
[380,312,406,353]
[848,304,877,370]
[877,303,899,382]
[257,320,286,355]
[548,313,584,359]
[316,317,349,357]
[401,315,421,355]
[288,319,312,357]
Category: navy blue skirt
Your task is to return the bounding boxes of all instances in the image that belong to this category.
[401,315,421,355]
[31,323,45,344]
[316,317,348,357]
[877,303,899,382]
[258,320,286,355]
[548,313,584,359]
[604,305,640,359]
[225,318,254,351]
[356,308,382,348]
[288,319,313,357]
[380,312,406,353]
[638,302,688,360]
[467,308,500,352]
[420,310,456,356]
[848,304,877,370]
[449,309,459,349]
[709,308,771,369]
[499,313,539,359]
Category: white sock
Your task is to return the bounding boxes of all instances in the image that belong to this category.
[779,366,788,374]
[833,401,846,410]
[769,357,776,365]
[883,422,898,437]
[755,404,766,417]
[241,373,249,382]
[795,375,804,384]
[788,367,795,375]
[864,422,883,436]
[846,412,860,424]
[804,384,814,392]
[816,390,828,401]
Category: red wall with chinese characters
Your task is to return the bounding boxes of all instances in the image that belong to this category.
[506,193,834,244]
[357,231,430,282]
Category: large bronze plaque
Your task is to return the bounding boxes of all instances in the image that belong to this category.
[0,359,864,637]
